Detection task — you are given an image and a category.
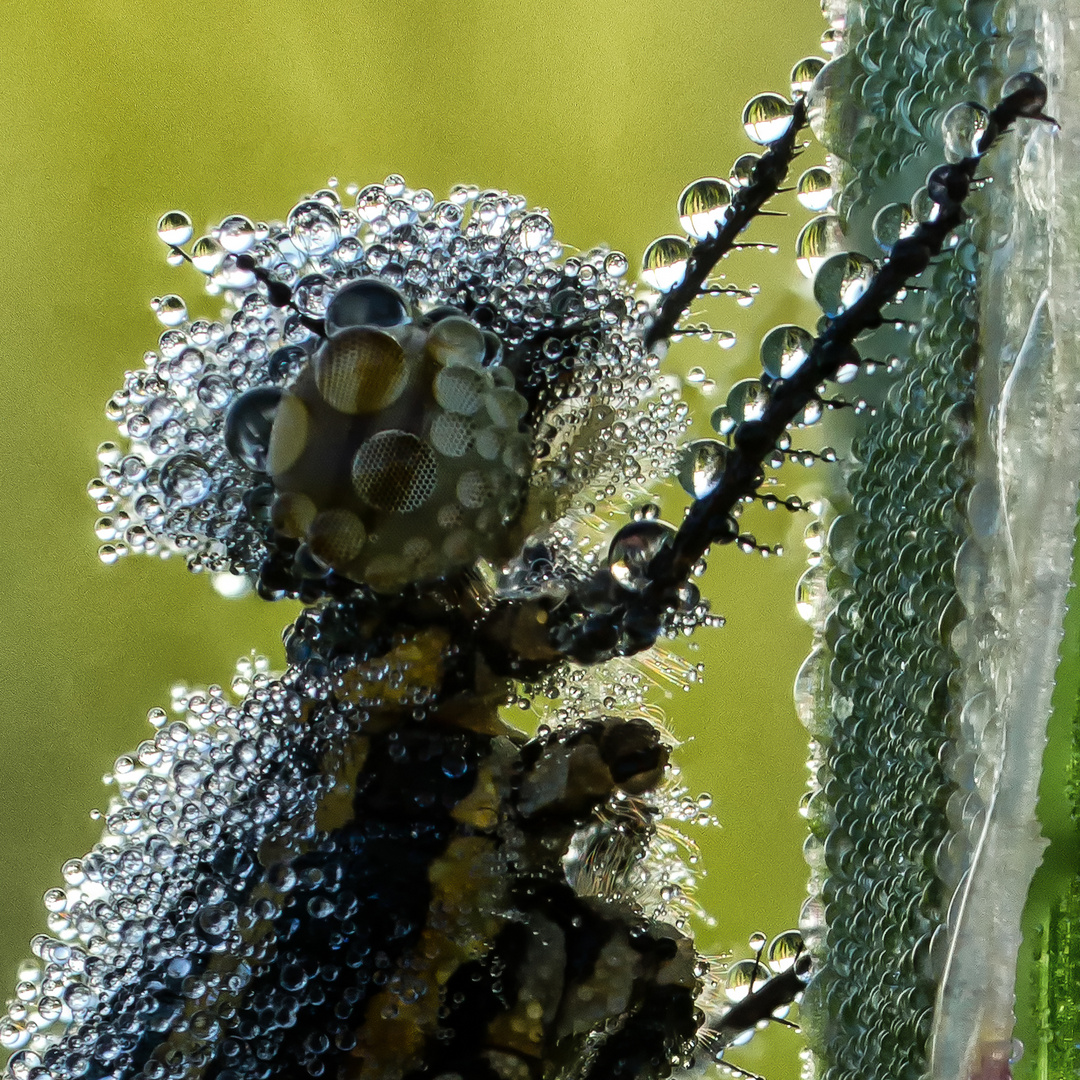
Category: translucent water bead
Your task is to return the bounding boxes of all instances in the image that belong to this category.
[760,324,814,379]
[796,167,835,212]
[813,252,876,317]
[795,214,845,278]
[940,101,991,162]
[678,178,734,240]
[742,93,796,144]
[641,236,690,292]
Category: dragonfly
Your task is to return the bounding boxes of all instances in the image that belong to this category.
[0,50,1052,1080]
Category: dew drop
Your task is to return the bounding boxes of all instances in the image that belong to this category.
[795,214,844,278]
[190,236,226,275]
[730,154,761,188]
[160,452,213,507]
[676,439,728,498]
[760,324,814,379]
[224,387,282,473]
[677,178,733,240]
[742,93,795,144]
[726,378,769,423]
[796,167,834,212]
[790,56,825,98]
[153,294,187,327]
[603,251,629,278]
[608,519,676,592]
[288,200,340,257]
[941,101,991,162]
[217,215,256,254]
[871,202,917,254]
[813,251,876,317]
[641,236,690,292]
[157,210,193,247]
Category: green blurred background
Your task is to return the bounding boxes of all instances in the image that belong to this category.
[1,2,825,1076]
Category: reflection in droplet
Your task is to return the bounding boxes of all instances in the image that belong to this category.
[790,56,825,98]
[608,519,676,591]
[796,167,835,212]
[813,251,876,317]
[677,178,733,240]
[742,93,795,145]
[760,324,814,379]
[795,215,844,278]
[676,439,728,498]
[641,236,690,292]
[157,211,193,247]
[941,101,991,162]
[872,203,917,254]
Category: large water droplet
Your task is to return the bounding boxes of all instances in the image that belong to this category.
[806,53,870,154]
[742,93,795,144]
[218,215,256,254]
[325,278,411,336]
[157,210,193,247]
[160,453,213,506]
[813,251,876,316]
[790,57,825,98]
[608,519,676,591]
[676,439,728,498]
[225,387,283,472]
[152,294,187,328]
[641,236,690,292]
[190,236,226,275]
[730,154,761,188]
[871,202,917,254]
[795,214,844,278]
[677,178,733,240]
[760,324,814,378]
[726,378,769,423]
[796,167,834,212]
[288,200,340,257]
[512,213,555,252]
[941,101,991,162]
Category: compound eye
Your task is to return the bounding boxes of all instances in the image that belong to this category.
[325,278,412,336]
[224,387,283,472]
[598,717,669,794]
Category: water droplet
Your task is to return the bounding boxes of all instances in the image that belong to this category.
[217,214,256,254]
[871,202,917,254]
[748,930,768,951]
[676,439,728,498]
[726,378,769,423]
[1002,71,1049,117]
[604,251,629,278]
[795,214,844,278]
[760,324,814,378]
[325,279,411,335]
[796,167,834,212]
[806,53,870,154]
[941,101,990,162]
[790,57,825,97]
[742,93,795,144]
[224,387,282,473]
[160,452,213,506]
[190,236,226,275]
[767,930,805,972]
[725,958,770,1001]
[288,200,340,257]
[153,294,187,327]
[157,210,193,247]
[513,213,554,252]
[608,519,676,592]
[813,251,876,317]
[677,178,733,240]
[730,154,761,188]
[641,236,690,292]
